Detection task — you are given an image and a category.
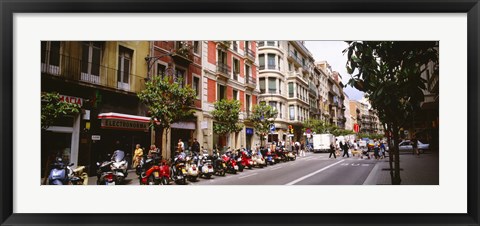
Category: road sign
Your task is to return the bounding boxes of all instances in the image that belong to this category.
[269,124,276,132]
[306,128,311,134]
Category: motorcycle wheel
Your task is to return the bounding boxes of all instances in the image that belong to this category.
[161,177,169,185]
[221,170,226,176]
[181,178,186,185]
[205,174,211,179]
[148,175,155,185]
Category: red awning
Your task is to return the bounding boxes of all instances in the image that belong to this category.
[98,112,151,122]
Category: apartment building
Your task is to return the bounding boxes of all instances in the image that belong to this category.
[257,41,317,143]
[202,41,260,152]
[41,41,150,173]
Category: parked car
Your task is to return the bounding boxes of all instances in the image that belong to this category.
[398,140,430,153]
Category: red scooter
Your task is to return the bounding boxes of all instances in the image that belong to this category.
[241,151,254,170]
[222,152,238,174]
[139,157,170,185]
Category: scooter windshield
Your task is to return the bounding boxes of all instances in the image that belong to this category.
[112,150,125,162]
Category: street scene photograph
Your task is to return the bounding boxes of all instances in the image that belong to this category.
[41,40,439,186]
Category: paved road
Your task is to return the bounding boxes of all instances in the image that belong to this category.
[87,152,381,185]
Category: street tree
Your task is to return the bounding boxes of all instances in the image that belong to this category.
[249,102,278,147]
[211,99,244,148]
[303,119,328,134]
[344,41,438,184]
[41,92,81,130]
[138,75,196,152]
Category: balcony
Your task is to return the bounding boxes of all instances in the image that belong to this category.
[171,47,193,66]
[245,47,255,62]
[41,52,145,93]
[217,41,231,49]
[287,50,302,67]
[245,75,256,89]
[309,83,317,96]
[216,62,231,79]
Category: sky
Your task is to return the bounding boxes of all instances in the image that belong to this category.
[304,41,364,101]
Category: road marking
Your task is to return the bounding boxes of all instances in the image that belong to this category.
[284,160,346,185]
[269,166,283,170]
[239,173,258,179]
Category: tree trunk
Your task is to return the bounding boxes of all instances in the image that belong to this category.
[155,127,164,158]
[392,125,402,185]
[384,124,395,185]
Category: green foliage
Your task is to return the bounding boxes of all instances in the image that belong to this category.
[357,133,384,140]
[212,99,243,135]
[249,102,278,139]
[41,92,81,130]
[302,119,328,134]
[137,75,196,130]
[344,41,438,128]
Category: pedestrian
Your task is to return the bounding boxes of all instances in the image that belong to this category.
[191,138,200,155]
[412,136,419,156]
[342,141,350,158]
[352,140,360,157]
[177,139,184,152]
[329,141,337,159]
[373,139,380,160]
[380,141,386,159]
[133,144,143,168]
[300,141,306,157]
[295,141,300,155]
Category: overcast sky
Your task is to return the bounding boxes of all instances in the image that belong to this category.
[304,41,364,101]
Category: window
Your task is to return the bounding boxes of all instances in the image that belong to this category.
[258,41,265,47]
[41,41,61,74]
[269,101,277,113]
[288,63,292,71]
[193,76,200,98]
[81,41,102,84]
[278,57,282,71]
[268,78,276,94]
[267,41,275,46]
[233,41,238,51]
[279,80,282,94]
[193,41,200,55]
[246,95,251,113]
[218,84,226,100]
[175,68,186,88]
[117,46,133,90]
[218,49,227,64]
[245,64,251,83]
[267,54,276,70]
[259,78,265,94]
[288,82,294,98]
[233,89,238,100]
[279,103,283,119]
[289,105,295,121]
[232,58,240,80]
[259,54,265,70]
[157,64,166,77]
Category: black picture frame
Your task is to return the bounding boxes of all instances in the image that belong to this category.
[1,0,479,225]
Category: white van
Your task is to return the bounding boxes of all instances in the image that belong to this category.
[312,134,335,153]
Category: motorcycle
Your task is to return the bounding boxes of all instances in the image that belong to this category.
[96,159,116,185]
[275,147,287,162]
[233,150,245,172]
[240,150,254,170]
[138,155,170,185]
[286,149,297,161]
[265,149,276,165]
[185,155,199,182]
[71,165,89,185]
[198,152,214,179]
[222,152,238,174]
[47,157,75,185]
[251,152,266,168]
[211,150,226,176]
[170,155,187,185]
[110,150,129,185]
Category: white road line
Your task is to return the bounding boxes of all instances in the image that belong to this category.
[269,166,283,170]
[284,160,346,185]
[239,173,258,179]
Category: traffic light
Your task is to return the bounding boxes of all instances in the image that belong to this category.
[288,125,294,134]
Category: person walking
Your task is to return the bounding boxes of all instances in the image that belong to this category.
[342,141,350,158]
[191,138,200,156]
[177,139,184,152]
[295,141,300,156]
[300,141,306,157]
[329,141,337,159]
[133,144,143,168]
[412,136,419,156]
[373,139,380,160]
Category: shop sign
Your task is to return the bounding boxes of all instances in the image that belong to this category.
[246,128,254,135]
[91,135,101,140]
[59,95,83,107]
[101,118,149,131]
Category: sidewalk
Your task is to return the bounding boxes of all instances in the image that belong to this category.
[363,151,439,185]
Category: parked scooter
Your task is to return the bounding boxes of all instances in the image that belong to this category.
[264,148,276,165]
[96,158,116,185]
[110,150,129,185]
[222,151,238,174]
[198,151,214,179]
[211,149,226,176]
[171,154,187,185]
[47,157,75,185]
[240,150,254,170]
[138,155,170,185]
[251,151,266,168]
[286,149,297,161]
[185,155,199,182]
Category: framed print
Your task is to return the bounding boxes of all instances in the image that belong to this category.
[1,0,479,225]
